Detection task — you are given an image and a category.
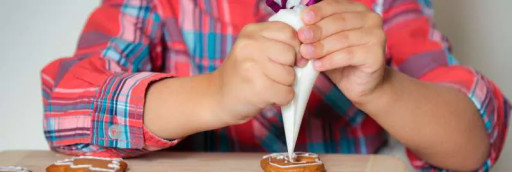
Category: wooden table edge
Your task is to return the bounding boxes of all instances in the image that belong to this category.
[0,150,409,172]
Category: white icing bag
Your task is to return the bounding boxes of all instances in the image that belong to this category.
[268,4,320,161]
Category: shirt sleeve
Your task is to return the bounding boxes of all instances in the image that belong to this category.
[41,0,181,158]
[381,0,511,171]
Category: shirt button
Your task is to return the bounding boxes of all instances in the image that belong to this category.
[108,125,123,139]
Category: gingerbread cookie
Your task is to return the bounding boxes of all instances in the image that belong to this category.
[261,152,325,172]
[46,156,127,172]
[0,166,31,172]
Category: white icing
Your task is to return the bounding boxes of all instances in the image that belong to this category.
[0,166,30,172]
[268,4,320,161]
[53,156,123,172]
[262,152,323,168]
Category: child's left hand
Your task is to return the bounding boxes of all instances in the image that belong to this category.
[298,0,386,104]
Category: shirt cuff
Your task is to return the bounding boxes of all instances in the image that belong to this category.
[407,65,511,171]
[143,126,181,151]
[90,72,175,149]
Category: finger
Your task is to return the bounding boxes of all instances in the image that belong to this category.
[301,0,368,24]
[262,39,298,66]
[300,28,377,59]
[260,21,301,50]
[298,12,367,43]
[263,59,296,86]
[313,45,380,71]
[260,22,307,66]
[266,81,295,106]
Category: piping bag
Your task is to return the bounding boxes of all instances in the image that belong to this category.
[266,0,322,161]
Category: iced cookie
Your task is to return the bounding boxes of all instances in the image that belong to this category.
[0,166,31,172]
[260,152,325,172]
[45,156,127,172]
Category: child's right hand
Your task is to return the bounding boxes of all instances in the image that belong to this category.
[214,21,303,125]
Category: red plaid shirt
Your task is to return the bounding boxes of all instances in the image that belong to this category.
[41,0,509,171]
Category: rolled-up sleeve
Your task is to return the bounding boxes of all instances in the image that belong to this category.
[41,0,181,158]
[381,0,510,171]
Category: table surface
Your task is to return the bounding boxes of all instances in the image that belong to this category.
[0,151,407,171]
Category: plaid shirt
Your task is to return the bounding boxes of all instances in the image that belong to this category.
[41,0,510,171]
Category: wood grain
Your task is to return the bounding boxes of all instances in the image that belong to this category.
[0,151,407,171]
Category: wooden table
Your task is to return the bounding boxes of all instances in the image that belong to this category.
[0,151,407,171]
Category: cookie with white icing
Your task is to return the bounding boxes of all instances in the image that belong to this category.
[0,166,31,172]
[261,152,325,172]
[45,156,127,172]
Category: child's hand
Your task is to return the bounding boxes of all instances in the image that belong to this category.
[298,0,386,104]
[215,22,302,125]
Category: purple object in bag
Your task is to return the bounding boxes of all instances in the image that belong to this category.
[265,0,322,13]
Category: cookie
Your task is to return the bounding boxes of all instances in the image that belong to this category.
[0,166,31,172]
[46,156,127,172]
[261,152,325,172]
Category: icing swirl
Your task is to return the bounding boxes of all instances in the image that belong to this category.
[52,156,123,172]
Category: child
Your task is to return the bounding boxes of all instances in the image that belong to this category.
[41,0,510,171]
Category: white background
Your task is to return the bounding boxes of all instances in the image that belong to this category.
[0,0,510,170]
